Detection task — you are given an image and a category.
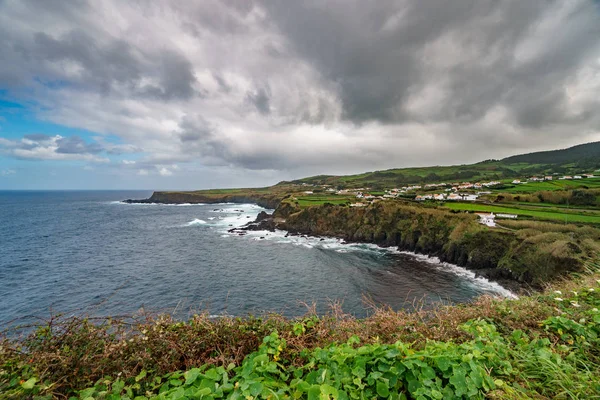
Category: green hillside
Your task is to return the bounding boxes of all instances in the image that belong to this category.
[502,141,600,165]
[287,142,600,189]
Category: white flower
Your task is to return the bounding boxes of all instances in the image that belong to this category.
[588,288,595,292]
[555,297,564,301]
[572,291,578,297]
[570,301,581,308]
[554,290,562,295]
[592,308,598,312]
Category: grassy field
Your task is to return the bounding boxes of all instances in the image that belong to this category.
[498,178,600,193]
[292,195,355,207]
[443,202,600,224]
[512,201,600,212]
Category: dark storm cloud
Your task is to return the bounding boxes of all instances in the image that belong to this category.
[7,26,199,100]
[246,87,271,115]
[138,51,199,101]
[263,1,600,128]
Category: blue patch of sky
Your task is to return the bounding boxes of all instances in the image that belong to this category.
[0,96,142,185]
[0,97,134,152]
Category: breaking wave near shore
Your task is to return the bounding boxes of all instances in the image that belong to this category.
[180,202,517,300]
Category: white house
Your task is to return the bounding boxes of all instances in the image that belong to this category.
[462,194,478,201]
[350,202,366,207]
[433,194,445,201]
[574,175,582,179]
[512,179,521,184]
[544,176,553,181]
[304,191,313,194]
[496,213,517,219]
[477,213,496,227]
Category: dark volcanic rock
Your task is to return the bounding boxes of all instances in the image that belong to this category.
[240,211,276,232]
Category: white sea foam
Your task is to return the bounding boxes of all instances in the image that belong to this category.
[397,251,518,299]
[110,201,206,206]
[225,227,517,299]
[186,219,207,226]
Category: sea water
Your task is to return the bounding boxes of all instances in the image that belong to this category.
[0,190,514,327]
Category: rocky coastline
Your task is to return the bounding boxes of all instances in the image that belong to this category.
[232,209,526,294]
[126,191,592,294]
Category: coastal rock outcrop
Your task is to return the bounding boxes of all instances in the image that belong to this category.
[269,201,591,290]
[124,191,282,209]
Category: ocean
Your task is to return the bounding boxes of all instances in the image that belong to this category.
[0,191,514,327]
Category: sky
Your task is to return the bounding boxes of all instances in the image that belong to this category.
[1,1,600,190]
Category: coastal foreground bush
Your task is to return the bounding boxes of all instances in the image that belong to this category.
[2,265,600,399]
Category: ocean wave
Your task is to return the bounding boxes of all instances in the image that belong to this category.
[397,251,518,299]
[186,219,207,226]
[109,201,206,206]
[226,229,517,299]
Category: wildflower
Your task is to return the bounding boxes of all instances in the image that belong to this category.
[554,290,562,295]
[592,308,598,312]
[572,291,578,297]
[570,301,581,308]
[588,288,595,292]
[554,297,563,301]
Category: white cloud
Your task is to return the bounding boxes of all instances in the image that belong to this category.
[1,169,16,176]
[0,135,110,163]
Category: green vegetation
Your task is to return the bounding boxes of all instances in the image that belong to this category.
[498,178,600,194]
[3,266,600,399]
[443,202,600,224]
[286,142,600,189]
[292,195,355,207]
[275,201,600,286]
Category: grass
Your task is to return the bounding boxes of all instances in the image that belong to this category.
[3,264,600,399]
[499,178,600,194]
[443,202,600,224]
[291,195,356,207]
[512,201,600,211]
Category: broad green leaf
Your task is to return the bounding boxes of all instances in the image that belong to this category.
[112,379,125,394]
[21,377,38,390]
[135,369,147,382]
[184,369,200,385]
[307,385,321,400]
[79,388,95,398]
[376,381,390,397]
[249,382,263,396]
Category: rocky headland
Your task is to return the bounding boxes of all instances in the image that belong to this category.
[127,191,599,292]
[123,190,283,209]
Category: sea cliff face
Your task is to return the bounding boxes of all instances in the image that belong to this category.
[126,191,595,289]
[271,201,593,289]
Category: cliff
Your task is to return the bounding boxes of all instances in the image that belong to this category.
[271,201,597,289]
